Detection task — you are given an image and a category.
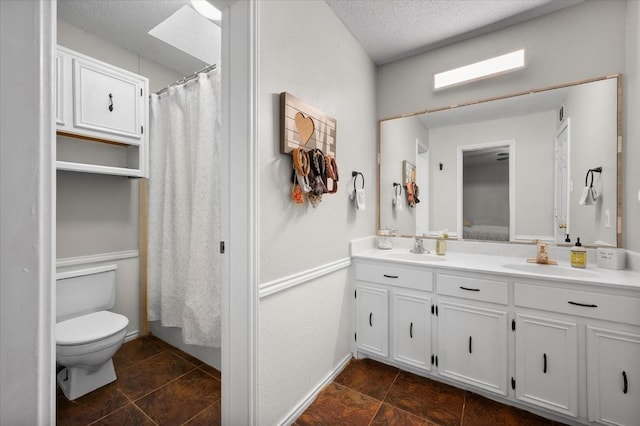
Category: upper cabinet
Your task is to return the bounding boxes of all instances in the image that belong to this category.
[56,46,149,178]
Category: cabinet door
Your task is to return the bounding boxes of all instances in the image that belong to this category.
[587,327,640,426]
[356,284,389,357]
[515,314,578,417]
[392,290,431,371]
[73,57,143,142]
[438,301,508,395]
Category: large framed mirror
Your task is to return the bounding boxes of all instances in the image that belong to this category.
[378,75,622,247]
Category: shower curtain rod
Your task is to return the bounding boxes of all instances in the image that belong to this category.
[154,63,217,96]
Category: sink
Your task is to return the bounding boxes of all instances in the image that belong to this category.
[502,263,596,277]
[385,252,447,262]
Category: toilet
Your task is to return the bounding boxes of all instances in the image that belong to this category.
[56,264,129,400]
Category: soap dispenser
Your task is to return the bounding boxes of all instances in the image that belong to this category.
[570,238,587,268]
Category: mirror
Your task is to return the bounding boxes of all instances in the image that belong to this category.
[378,75,622,247]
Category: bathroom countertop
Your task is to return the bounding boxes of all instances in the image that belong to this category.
[352,248,640,291]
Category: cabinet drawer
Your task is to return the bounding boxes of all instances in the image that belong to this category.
[356,263,433,292]
[437,274,508,305]
[514,283,640,326]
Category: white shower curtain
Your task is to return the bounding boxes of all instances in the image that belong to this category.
[147,69,222,348]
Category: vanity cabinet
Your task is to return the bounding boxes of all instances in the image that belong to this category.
[391,289,432,371]
[56,45,149,177]
[586,327,640,425]
[354,262,434,368]
[436,274,509,395]
[355,283,389,357]
[514,313,578,417]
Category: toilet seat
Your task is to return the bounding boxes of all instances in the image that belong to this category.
[56,311,128,345]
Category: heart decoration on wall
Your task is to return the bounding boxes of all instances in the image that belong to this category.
[294,112,315,145]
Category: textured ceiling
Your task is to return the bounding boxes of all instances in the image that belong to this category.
[57,0,215,76]
[58,0,584,76]
[326,0,583,65]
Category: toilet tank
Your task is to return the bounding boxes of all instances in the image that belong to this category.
[56,265,117,322]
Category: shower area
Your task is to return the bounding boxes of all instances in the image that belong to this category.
[56,0,225,371]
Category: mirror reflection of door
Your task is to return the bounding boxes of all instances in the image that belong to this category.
[554,119,570,243]
[459,142,514,241]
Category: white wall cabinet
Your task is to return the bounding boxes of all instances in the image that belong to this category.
[438,300,508,395]
[391,290,432,371]
[587,327,640,425]
[56,46,149,177]
[355,283,389,358]
[514,313,578,417]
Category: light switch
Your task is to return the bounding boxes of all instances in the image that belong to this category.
[604,209,611,228]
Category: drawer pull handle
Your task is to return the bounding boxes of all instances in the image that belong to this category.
[108,93,114,112]
[369,312,372,327]
[460,286,480,292]
[410,322,413,339]
[383,274,398,279]
[623,371,628,394]
[469,336,472,354]
[543,353,547,374]
[568,301,598,308]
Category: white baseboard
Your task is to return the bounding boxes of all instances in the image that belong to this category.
[278,353,352,426]
[124,330,140,343]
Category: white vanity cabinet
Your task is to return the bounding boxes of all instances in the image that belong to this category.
[436,274,509,395]
[514,313,578,417]
[354,262,434,368]
[586,327,640,425]
[56,46,149,177]
[391,289,432,371]
[355,283,389,357]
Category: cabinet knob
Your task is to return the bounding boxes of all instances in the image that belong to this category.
[543,353,547,374]
[623,371,628,394]
[108,93,114,112]
[410,322,413,339]
[369,312,372,327]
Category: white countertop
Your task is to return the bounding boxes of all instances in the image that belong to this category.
[352,246,640,291]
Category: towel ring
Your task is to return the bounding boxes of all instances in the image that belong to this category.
[352,171,364,191]
[584,166,602,187]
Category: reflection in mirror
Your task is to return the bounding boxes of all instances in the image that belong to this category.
[378,76,621,247]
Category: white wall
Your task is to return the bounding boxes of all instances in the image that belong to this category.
[428,111,555,238]
[624,0,640,251]
[56,20,183,336]
[377,0,640,248]
[463,161,509,226]
[564,78,618,246]
[258,1,377,424]
[379,115,427,234]
[1,1,56,424]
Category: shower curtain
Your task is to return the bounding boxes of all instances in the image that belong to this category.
[147,69,221,348]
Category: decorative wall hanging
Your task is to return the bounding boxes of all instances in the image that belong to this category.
[280,92,337,158]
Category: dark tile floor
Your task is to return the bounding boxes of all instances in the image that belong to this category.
[56,335,221,426]
[295,358,568,426]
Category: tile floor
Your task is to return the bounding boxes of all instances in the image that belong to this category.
[58,339,566,426]
[295,358,568,426]
[56,335,221,425]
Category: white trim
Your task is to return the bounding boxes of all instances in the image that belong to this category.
[56,250,139,268]
[278,354,352,426]
[124,330,140,343]
[56,264,117,280]
[259,258,352,298]
[221,0,260,423]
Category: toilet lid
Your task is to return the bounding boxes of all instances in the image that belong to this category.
[56,311,129,345]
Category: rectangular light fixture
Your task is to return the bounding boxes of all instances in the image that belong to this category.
[434,49,526,91]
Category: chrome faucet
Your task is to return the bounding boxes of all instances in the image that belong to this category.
[410,237,427,254]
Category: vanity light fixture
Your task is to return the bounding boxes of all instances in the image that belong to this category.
[433,49,526,91]
[191,0,221,21]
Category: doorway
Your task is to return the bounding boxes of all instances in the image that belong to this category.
[457,141,515,241]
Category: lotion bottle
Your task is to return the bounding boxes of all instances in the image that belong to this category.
[436,230,447,255]
[570,238,587,268]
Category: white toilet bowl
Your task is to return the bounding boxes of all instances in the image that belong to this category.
[56,266,129,400]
